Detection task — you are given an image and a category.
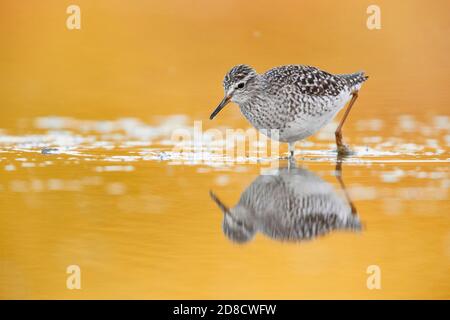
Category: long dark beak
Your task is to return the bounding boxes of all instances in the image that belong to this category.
[209,95,231,120]
[209,190,230,215]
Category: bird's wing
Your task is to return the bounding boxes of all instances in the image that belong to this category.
[264,65,347,97]
[272,84,334,124]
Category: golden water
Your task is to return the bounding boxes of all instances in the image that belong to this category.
[0,1,449,299]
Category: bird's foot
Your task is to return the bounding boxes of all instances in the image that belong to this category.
[336,144,355,157]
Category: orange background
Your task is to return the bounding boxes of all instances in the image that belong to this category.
[0,1,449,299]
[0,0,448,126]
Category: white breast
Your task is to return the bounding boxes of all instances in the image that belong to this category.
[280,90,353,142]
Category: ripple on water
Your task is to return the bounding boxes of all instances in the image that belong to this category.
[0,115,448,170]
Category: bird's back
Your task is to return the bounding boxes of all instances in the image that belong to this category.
[254,65,367,141]
[263,65,367,97]
[238,168,360,241]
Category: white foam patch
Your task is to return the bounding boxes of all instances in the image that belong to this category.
[21,162,35,168]
[215,175,230,186]
[0,115,447,168]
[106,182,127,195]
[4,164,16,171]
[95,165,135,172]
[398,115,416,132]
[381,169,405,183]
[356,119,384,131]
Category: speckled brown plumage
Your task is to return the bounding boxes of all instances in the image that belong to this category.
[211,64,368,155]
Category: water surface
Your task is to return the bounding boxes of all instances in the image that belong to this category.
[0,0,449,299]
[0,113,448,299]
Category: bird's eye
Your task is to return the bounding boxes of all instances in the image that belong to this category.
[237,82,245,89]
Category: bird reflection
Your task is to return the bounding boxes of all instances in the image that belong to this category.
[210,161,361,244]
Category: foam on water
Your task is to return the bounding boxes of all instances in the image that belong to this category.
[0,115,448,170]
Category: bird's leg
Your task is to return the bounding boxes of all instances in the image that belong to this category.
[288,142,296,158]
[334,160,357,215]
[287,155,297,170]
[335,91,359,156]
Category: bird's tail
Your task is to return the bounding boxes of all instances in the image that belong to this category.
[340,71,369,88]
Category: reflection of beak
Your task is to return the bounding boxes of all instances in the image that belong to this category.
[209,190,230,215]
[209,95,231,120]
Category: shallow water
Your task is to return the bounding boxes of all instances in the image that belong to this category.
[0,113,448,299]
[0,0,449,299]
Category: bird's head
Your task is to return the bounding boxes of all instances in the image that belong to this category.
[209,190,256,244]
[210,65,259,120]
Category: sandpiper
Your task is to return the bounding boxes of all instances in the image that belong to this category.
[210,64,368,157]
[210,163,360,244]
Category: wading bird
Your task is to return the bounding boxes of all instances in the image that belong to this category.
[210,162,361,244]
[210,65,368,157]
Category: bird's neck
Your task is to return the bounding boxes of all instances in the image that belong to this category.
[238,77,275,128]
[249,74,269,100]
